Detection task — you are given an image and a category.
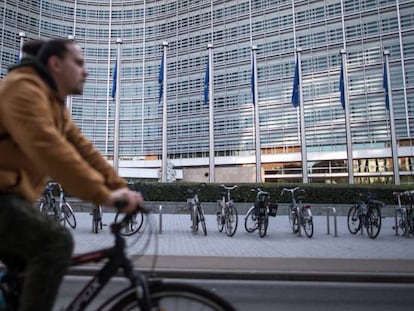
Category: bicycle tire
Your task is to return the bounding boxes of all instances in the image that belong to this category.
[258,214,268,238]
[347,205,361,234]
[288,205,295,232]
[198,204,207,236]
[38,201,47,215]
[244,207,257,233]
[291,211,299,234]
[114,210,144,236]
[191,204,198,234]
[62,202,77,229]
[395,209,406,235]
[225,205,238,237]
[108,282,237,311]
[303,210,314,238]
[367,205,381,239]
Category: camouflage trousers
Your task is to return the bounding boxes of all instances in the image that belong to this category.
[0,193,73,311]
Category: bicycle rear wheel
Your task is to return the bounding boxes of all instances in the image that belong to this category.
[347,205,361,234]
[244,207,257,233]
[258,215,268,238]
[62,202,76,229]
[302,210,313,238]
[395,209,407,235]
[114,210,144,236]
[367,205,381,239]
[225,205,238,237]
[108,282,236,311]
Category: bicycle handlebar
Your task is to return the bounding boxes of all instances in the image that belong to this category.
[220,184,238,191]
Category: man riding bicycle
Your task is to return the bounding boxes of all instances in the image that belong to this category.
[0,39,143,311]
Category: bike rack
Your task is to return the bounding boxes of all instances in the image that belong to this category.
[159,204,163,234]
[326,207,338,237]
[394,207,409,237]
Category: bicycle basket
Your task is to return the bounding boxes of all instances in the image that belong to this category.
[268,203,278,217]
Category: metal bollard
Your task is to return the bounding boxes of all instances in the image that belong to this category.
[159,204,163,234]
[326,207,338,237]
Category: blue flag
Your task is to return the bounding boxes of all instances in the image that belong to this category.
[291,57,300,108]
[251,60,255,106]
[158,54,164,105]
[383,62,389,110]
[203,56,209,106]
[111,61,117,99]
[339,59,345,109]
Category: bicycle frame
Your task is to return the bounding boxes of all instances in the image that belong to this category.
[64,220,150,311]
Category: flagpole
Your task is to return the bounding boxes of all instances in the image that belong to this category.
[18,32,25,62]
[384,50,400,185]
[113,38,122,174]
[207,43,215,183]
[296,48,308,183]
[161,41,169,182]
[66,35,75,115]
[252,45,261,183]
[340,49,354,184]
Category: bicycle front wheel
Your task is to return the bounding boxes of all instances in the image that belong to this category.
[244,207,257,233]
[197,204,207,236]
[109,282,236,311]
[225,205,238,237]
[367,205,382,239]
[62,202,76,229]
[347,205,361,234]
[395,209,407,235]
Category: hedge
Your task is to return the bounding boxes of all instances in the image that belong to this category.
[129,182,413,205]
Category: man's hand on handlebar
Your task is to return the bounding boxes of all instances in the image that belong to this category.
[106,188,144,214]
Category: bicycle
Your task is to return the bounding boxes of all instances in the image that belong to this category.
[38,182,76,229]
[114,209,144,236]
[244,187,278,238]
[347,191,384,239]
[280,187,313,238]
[90,204,105,234]
[0,207,237,311]
[185,183,207,236]
[216,184,238,237]
[392,190,414,236]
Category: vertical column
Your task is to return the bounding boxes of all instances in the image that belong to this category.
[296,48,307,183]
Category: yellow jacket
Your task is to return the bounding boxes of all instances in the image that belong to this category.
[0,60,125,203]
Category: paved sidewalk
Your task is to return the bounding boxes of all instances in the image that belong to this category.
[68,212,414,281]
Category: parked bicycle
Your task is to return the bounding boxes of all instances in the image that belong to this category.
[38,182,76,229]
[90,204,105,234]
[216,184,238,237]
[392,190,414,236]
[347,191,384,239]
[185,183,207,236]
[244,187,278,238]
[0,206,236,311]
[114,209,144,236]
[280,187,313,238]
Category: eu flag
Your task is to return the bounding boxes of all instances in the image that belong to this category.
[383,62,389,110]
[339,59,345,109]
[203,56,209,106]
[291,57,300,108]
[158,54,164,105]
[111,61,117,99]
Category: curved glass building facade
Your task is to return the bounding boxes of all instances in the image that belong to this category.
[1,0,413,184]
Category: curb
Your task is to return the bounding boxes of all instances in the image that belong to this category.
[67,266,414,283]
